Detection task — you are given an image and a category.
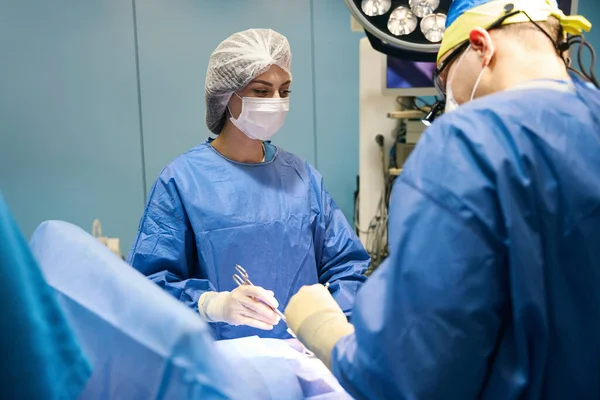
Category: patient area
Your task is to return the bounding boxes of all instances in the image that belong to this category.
[28,220,352,400]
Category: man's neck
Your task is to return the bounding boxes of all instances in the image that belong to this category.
[490,51,571,94]
[212,124,264,164]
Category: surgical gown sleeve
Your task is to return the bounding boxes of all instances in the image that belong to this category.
[310,165,370,315]
[128,175,213,310]
[0,193,91,399]
[330,117,506,399]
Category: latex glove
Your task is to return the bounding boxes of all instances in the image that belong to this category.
[199,285,281,330]
[284,284,354,369]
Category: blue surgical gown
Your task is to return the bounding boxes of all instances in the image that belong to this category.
[128,140,369,340]
[332,81,600,399]
[0,193,91,399]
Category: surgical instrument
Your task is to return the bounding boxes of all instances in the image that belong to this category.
[233,264,288,322]
[232,264,330,340]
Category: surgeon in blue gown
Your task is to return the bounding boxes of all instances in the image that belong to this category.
[0,192,91,399]
[128,28,369,341]
[285,1,600,399]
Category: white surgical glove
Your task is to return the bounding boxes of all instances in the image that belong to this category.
[284,284,354,369]
[198,285,281,330]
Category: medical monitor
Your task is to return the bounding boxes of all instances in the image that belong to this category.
[559,0,578,15]
[382,57,437,96]
[382,0,579,96]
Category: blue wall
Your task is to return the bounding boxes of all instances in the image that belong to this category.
[1,0,598,252]
[0,1,145,251]
[0,0,363,252]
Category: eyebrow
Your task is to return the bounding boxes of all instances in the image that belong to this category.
[250,79,292,87]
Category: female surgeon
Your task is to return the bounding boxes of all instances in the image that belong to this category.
[128,28,369,340]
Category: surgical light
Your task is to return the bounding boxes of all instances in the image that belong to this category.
[409,0,440,18]
[344,0,452,62]
[420,13,446,43]
[387,7,418,36]
[361,0,392,17]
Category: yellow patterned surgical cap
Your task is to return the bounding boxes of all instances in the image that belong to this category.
[438,0,591,62]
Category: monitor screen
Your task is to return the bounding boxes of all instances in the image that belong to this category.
[558,0,573,14]
[386,58,437,89]
[384,0,577,91]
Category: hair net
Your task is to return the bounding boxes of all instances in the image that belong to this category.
[205,29,292,135]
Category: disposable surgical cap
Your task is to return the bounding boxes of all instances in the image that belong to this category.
[438,0,592,62]
[205,28,292,135]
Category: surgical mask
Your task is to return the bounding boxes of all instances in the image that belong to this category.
[444,86,460,114]
[444,45,493,113]
[229,93,289,141]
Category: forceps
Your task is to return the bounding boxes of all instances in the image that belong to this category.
[232,264,288,323]
[232,264,331,342]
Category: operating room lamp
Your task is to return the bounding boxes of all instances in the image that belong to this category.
[345,0,452,62]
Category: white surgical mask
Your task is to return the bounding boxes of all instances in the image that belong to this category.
[444,87,460,114]
[229,93,289,141]
[444,45,493,114]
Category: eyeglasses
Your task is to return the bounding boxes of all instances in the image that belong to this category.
[433,4,522,100]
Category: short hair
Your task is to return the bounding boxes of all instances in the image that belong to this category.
[497,16,564,51]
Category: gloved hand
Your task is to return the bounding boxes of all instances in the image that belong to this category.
[284,284,354,369]
[199,285,281,330]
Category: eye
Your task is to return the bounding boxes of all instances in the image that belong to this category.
[280,90,292,97]
[252,89,270,96]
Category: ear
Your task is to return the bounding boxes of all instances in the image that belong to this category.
[227,92,242,119]
[469,28,495,67]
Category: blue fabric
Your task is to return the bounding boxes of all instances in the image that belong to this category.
[446,0,493,27]
[29,220,272,400]
[331,81,600,399]
[128,139,369,340]
[0,194,90,399]
[215,337,352,399]
[264,140,277,161]
[207,138,277,162]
